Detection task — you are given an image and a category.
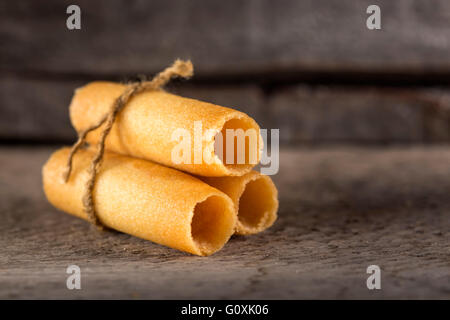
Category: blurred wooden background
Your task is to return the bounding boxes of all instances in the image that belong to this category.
[1,0,449,145]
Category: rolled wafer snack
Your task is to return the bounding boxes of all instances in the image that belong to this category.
[69,82,262,177]
[201,171,278,235]
[42,147,236,256]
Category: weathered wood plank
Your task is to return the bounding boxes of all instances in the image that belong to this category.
[1,76,449,144]
[1,0,449,75]
[269,86,450,144]
[0,77,79,141]
[0,146,449,299]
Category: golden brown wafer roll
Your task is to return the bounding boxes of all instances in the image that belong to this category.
[69,82,262,177]
[201,171,278,235]
[42,147,236,256]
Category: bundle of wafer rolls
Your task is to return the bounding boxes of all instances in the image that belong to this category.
[42,61,278,256]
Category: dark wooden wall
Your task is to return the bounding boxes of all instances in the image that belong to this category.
[1,0,449,145]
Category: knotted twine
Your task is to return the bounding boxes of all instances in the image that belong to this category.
[62,59,194,230]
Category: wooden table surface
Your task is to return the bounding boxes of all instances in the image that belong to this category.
[0,146,449,299]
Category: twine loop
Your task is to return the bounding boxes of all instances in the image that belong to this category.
[62,59,194,229]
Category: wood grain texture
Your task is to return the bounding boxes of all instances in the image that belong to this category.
[269,86,450,144]
[2,76,449,144]
[1,0,449,75]
[0,77,80,141]
[0,146,449,299]
[2,0,450,144]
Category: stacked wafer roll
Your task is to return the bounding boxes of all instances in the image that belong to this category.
[42,80,278,256]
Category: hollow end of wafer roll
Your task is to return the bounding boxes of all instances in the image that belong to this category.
[190,194,236,256]
[234,174,278,235]
[214,116,263,176]
[201,172,278,235]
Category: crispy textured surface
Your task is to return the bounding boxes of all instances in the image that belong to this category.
[42,147,236,256]
[202,171,278,235]
[69,82,262,176]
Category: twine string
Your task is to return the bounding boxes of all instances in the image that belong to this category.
[62,59,194,229]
